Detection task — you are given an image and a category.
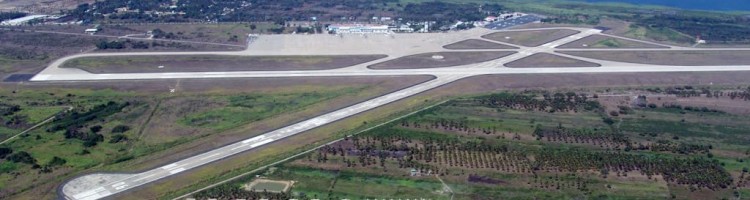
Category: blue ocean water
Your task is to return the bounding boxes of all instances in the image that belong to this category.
[576,0,750,11]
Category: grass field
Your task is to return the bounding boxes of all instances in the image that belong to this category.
[482,29,580,47]
[559,50,750,66]
[557,35,669,49]
[0,76,430,200]
[61,55,387,73]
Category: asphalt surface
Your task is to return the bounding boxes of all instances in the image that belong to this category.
[34,27,750,200]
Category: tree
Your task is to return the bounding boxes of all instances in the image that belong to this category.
[0,147,12,159]
[47,156,67,167]
[109,135,128,143]
[90,125,102,133]
[7,151,36,164]
[111,125,130,133]
[250,24,257,30]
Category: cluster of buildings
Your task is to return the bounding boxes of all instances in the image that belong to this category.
[324,12,534,34]
[483,12,527,23]
[326,23,428,34]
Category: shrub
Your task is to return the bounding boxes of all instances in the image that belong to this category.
[47,156,67,167]
[111,125,131,133]
[109,135,128,143]
[0,147,12,159]
[90,125,102,133]
[7,151,36,164]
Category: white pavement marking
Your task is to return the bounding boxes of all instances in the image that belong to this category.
[55,27,750,200]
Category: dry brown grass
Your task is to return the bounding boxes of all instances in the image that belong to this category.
[559,50,750,66]
[504,53,600,68]
[369,51,515,69]
[482,29,580,47]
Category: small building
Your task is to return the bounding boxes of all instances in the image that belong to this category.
[85,28,99,35]
[484,16,498,22]
[389,24,414,33]
[327,24,389,34]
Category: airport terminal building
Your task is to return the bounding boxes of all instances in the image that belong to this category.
[327,24,390,34]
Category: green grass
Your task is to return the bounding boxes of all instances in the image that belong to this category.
[0,84,384,199]
[592,38,623,48]
[178,87,364,131]
[61,55,338,69]
[269,167,447,199]
[624,25,694,44]
[0,126,18,139]
[13,106,64,124]
[249,182,287,192]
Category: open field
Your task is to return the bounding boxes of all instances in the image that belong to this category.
[559,50,750,66]
[0,29,242,79]
[61,55,387,73]
[0,76,431,200]
[504,53,600,68]
[482,29,580,47]
[558,34,669,49]
[167,70,750,200]
[194,83,750,199]
[369,51,515,69]
[442,39,518,50]
[25,23,277,46]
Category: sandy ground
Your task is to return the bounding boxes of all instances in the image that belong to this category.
[504,53,600,68]
[559,50,750,66]
[443,39,518,50]
[369,51,516,69]
[558,35,669,49]
[482,29,580,47]
[61,55,387,73]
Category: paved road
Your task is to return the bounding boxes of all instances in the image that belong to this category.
[39,27,750,200]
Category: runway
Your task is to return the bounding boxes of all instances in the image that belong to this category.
[41,27,750,200]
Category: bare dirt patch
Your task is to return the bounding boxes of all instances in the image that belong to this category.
[62,55,387,73]
[369,51,515,69]
[559,50,750,66]
[504,53,600,68]
[558,35,669,49]
[243,179,294,193]
[482,29,580,47]
[443,39,518,50]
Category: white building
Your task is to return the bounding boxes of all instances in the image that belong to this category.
[0,15,48,26]
[85,28,99,35]
[327,24,389,34]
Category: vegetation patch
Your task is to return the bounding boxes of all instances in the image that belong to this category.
[194,88,750,199]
